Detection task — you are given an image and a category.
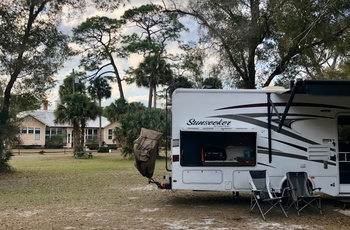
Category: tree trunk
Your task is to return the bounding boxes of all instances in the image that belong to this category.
[81,119,86,151]
[148,85,153,109]
[153,86,157,108]
[73,121,81,153]
[99,99,102,147]
[110,53,125,100]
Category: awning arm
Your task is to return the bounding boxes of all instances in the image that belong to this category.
[268,97,281,120]
[267,93,272,163]
[276,80,302,132]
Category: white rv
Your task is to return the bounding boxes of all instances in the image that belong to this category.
[165,80,350,197]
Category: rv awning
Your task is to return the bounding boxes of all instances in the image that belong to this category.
[276,80,350,132]
[284,80,350,96]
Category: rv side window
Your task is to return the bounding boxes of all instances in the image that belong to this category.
[180,131,256,166]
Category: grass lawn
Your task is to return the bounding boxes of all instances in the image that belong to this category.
[0,152,166,207]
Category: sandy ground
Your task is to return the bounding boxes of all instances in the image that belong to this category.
[1,153,350,229]
[1,183,350,230]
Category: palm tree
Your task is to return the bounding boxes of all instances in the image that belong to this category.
[88,77,112,147]
[103,98,146,123]
[132,55,173,109]
[114,108,167,157]
[54,94,99,153]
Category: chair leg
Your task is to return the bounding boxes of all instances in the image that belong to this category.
[296,198,322,215]
[266,200,288,218]
[250,195,266,220]
[277,201,288,217]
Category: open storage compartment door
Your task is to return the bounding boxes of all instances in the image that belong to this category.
[180,130,257,167]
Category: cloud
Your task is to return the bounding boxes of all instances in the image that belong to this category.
[50,0,197,110]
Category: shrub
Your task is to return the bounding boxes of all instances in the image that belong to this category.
[45,135,65,149]
[0,150,14,172]
[107,144,118,150]
[87,144,98,150]
[97,147,109,153]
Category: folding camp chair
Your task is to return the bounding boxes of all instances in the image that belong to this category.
[249,170,288,220]
[286,172,322,215]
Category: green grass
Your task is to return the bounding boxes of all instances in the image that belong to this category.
[11,155,134,174]
[0,154,167,208]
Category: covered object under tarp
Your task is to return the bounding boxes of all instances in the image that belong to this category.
[133,128,162,179]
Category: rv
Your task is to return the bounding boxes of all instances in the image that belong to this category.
[164,80,350,197]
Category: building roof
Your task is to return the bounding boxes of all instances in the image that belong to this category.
[19,110,112,128]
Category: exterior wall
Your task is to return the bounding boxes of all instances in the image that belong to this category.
[20,116,46,147]
[19,113,118,148]
[103,122,120,145]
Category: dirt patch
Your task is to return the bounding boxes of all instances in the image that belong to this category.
[1,154,350,229]
[1,184,350,229]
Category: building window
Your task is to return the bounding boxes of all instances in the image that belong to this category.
[86,128,98,140]
[21,127,27,134]
[45,128,64,138]
[108,129,113,140]
[34,128,40,140]
[57,128,63,135]
[28,127,34,134]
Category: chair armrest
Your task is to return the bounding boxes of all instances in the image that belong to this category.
[279,187,291,197]
[270,187,291,197]
[312,187,321,192]
[251,189,263,199]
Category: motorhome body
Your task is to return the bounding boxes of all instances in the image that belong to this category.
[168,80,350,197]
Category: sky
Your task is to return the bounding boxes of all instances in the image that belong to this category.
[47,0,198,110]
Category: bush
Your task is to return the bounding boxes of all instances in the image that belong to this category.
[22,145,42,149]
[107,144,118,150]
[97,147,109,153]
[0,150,14,172]
[45,135,65,149]
[87,144,98,150]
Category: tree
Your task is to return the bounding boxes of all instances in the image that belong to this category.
[114,108,168,156]
[175,43,205,88]
[72,16,127,99]
[324,60,350,80]
[127,55,173,108]
[103,98,145,123]
[122,4,186,108]
[0,0,69,171]
[166,0,350,88]
[55,93,99,153]
[202,77,223,89]
[56,73,100,153]
[59,70,86,98]
[0,0,127,171]
[88,77,112,147]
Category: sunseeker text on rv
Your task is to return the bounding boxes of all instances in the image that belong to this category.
[186,118,231,126]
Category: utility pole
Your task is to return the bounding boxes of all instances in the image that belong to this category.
[72,69,79,93]
[72,69,75,94]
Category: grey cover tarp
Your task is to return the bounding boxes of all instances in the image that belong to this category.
[133,128,162,179]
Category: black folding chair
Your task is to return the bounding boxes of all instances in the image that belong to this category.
[249,170,288,220]
[286,172,322,215]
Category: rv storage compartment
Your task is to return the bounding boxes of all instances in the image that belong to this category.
[180,131,257,167]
